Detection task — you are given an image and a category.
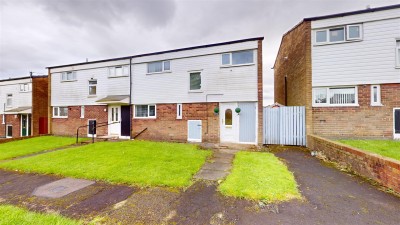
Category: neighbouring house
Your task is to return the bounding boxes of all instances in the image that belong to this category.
[274,4,400,139]
[47,37,264,144]
[0,75,49,138]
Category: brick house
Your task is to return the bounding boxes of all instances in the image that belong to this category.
[47,37,264,144]
[274,4,400,139]
[0,76,49,138]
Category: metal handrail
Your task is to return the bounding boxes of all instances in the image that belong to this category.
[76,121,120,144]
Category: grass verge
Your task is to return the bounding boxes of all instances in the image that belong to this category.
[0,204,80,225]
[0,140,211,187]
[338,139,400,161]
[219,151,301,202]
[0,136,85,160]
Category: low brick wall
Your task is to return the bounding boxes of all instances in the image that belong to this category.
[0,136,34,144]
[308,134,400,194]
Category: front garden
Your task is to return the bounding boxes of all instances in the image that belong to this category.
[338,139,400,161]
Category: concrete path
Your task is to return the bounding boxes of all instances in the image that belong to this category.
[194,148,239,181]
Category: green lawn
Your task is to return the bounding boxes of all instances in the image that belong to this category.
[0,140,211,187]
[0,136,84,160]
[338,139,400,161]
[219,151,301,202]
[0,204,80,225]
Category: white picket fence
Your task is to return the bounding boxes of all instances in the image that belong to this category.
[263,106,306,146]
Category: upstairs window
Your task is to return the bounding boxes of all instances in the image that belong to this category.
[189,72,202,91]
[147,61,170,73]
[109,65,129,77]
[222,50,254,66]
[134,105,156,118]
[19,83,31,92]
[313,86,357,106]
[6,94,12,107]
[315,24,362,44]
[371,85,381,106]
[88,80,97,96]
[53,106,68,118]
[61,71,77,81]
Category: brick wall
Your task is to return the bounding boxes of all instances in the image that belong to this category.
[0,114,21,138]
[308,134,400,194]
[32,77,49,136]
[274,21,313,137]
[52,105,108,137]
[132,103,219,143]
[313,83,400,138]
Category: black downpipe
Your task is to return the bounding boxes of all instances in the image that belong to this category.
[129,58,133,140]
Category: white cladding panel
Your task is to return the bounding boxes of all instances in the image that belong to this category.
[51,67,130,106]
[0,78,32,114]
[312,15,400,86]
[132,50,258,104]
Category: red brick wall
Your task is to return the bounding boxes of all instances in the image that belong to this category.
[257,40,264,144]
[308,134,400,194]
[0,114,21,138]
[32,77,49,136]
[51,105,108,137]
[313,84,400,138]
[132,103,219,143]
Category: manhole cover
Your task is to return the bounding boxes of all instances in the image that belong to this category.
[32,178,95,198]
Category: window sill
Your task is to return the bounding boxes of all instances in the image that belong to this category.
[188,90,203,93]
[146,71,172,75]
[133,117,157,119]
[108,75,129,78]
[395,66,400,69]
[371,104,384,107]
[19,91,31,93]
[52,116,68,119]
[87,95,97,98]
[220,63,255,68]
[313,104,359,107]
[313,39,362,46]
[61,80,77,83]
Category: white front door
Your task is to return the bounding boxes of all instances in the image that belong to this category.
[108,105,121,137]
[220,102,239,143]
[394,108,400,139]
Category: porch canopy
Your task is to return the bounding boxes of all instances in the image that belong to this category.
[4,106,32,114]
[95,95,130,105]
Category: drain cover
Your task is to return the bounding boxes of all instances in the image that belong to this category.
[32,178,95,198]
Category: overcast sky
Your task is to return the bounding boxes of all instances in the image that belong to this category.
[0,0,399,104]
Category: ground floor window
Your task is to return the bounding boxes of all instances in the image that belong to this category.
[134,105,156,118]
[313,86,357,106]
[53,107,68,118]
[371,85,381,106]
[6,125,12,138]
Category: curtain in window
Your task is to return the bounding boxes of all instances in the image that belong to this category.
[148,62,163,73]
[135,105,148,117]
[190,72,201,90]
[329,88,355,104]
[232,50,253,65]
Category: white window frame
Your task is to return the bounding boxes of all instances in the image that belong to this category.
[53,106,68,118]
[370,85,382,106]
[189,71,203,92]
[134,104,157,119]
[147,60,171,74]
[6,125,12,138]
[108,65,129,78]
[313,86,358,107]
[80,106,85,118]
[396,39,400,68]
[221,50,255,67]
[314,24,363,45]
[1,114,4,125]
[6,94,12,107]
[177,103,182,119]
[19,83,31,92]
[346,24,362,40]
[61,71,77,82]
[88,80,97,96]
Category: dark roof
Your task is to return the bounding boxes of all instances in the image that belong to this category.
[0,75,47,83]
[304,4,400,21]
[47,37,264,69]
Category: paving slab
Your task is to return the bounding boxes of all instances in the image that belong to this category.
[32,178,95,198]
[194,169,230,181]
[202,162,232,171]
